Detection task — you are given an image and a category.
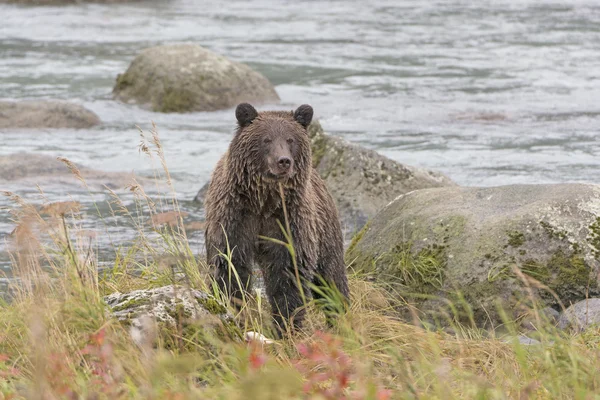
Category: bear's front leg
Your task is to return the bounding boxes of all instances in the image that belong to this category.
[259,215,318,338]
[261,242,314,338]
[206,218,256,308]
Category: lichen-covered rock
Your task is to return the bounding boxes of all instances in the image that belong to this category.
[346,184,600,327]
[558,298,600,332]
[0,101,100,129]
[112,44,279,113]
[193,121,455,238]
[104,285,239,346]
[0,153,144,190]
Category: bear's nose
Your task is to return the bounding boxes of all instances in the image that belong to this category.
[277,156,292,170]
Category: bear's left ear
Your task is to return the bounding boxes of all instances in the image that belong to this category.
[293,104,313,129]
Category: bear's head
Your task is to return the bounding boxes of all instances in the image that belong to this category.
[228,103,313,188]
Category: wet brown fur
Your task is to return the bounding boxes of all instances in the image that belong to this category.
[204,104,349,336]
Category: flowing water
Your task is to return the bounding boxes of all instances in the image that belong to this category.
[1,0,600,289]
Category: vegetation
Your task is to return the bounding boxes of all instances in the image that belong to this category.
[2,126,600,399]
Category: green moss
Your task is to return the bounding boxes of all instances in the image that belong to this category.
[550,251,594,293]
[114,73,132,92]
[197,296,227,315]
[507,231,525,248]
[456,280,504,324]
[157,88,196,113]
[164,300,193,321]
[520,259,551,282]
[346,223,369,256]
[540,221,568,241]
[310,132,328,168]
[587,217,600,259]
[516,249,595,305]
[219,318,243,341]
[110,296,149,313]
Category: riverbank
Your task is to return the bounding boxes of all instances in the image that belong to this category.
[1,132,600,399]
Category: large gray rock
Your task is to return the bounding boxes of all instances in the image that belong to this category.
[346,184,600,327]
[558,298,600,332]
[193,121,455,238]
[113,44,280,113]
[307,121,455,236]
[105,285,239,346]
[0,101,100,129]
[0,153,144,190]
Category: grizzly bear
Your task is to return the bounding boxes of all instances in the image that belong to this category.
[204,103,350,337]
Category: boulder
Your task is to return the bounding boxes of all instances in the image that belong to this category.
[113,44,279,113]
[193,121,455,239]
[104,285,239,346]
[0,101,100,129]
[346,184,600,327]
[558,298,600,332]
[0,153,144,190]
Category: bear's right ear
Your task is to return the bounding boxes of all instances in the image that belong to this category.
[235,103,258,128]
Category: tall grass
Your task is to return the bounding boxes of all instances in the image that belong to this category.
[1,126,600,399]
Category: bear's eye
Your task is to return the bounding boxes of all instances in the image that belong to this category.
[287,138,294,144]
[263,138,272,144]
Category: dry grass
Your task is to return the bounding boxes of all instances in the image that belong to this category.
[1,126,600,399]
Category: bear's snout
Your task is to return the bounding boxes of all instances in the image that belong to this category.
[271,155,294,177]
[277,156,292,171]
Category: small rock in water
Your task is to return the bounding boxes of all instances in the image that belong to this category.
[112,44,279,113]
[0,153,148,191]
[0,100,100,129]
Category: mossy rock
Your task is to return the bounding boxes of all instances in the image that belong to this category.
[193,121,455,240]
[346,184,600,327]
[104,285,241,348]
[112,44,279,113]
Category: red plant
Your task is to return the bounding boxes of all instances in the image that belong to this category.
[293,331,392,400]
[0,353,19,380]
[46,351,78,397]
[248,343,268,371]
[81,328,120,395]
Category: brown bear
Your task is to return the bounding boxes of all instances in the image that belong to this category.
[204,103,350,337]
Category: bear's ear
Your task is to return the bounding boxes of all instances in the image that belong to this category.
[293,104,313,128]
[235,103,258,128]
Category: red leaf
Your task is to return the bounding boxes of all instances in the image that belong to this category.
[377,389,393,400]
